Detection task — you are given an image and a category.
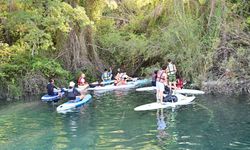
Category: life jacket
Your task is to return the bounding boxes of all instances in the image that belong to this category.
[176,79,184,89]
[67,88,79,100]
[102,72,110,80]
[78,77,85,86]
[167,63,176,75]
[156,70,166,83]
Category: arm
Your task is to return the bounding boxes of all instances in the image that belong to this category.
[164,73,168,86]
[101,73,104,81]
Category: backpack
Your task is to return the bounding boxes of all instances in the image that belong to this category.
[163,86,178,102]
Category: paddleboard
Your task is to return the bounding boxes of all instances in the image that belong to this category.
[134,93,195,111]
[174,89,205,95]
[87,78,148,91]
[41,92,64,102]
[56,94,92,113]
[88,83,136,91]
[136,86,156,91]
[136,86,205,95]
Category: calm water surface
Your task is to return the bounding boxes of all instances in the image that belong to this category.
[0,90,250,150]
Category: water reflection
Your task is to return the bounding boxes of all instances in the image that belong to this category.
[156,108,169,141]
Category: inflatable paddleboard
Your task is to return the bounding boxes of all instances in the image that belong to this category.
[88,83,136,91]
[136,86,205,95]
[88,78,149,91]
[41,92,64,102]
[134,93,195,111]
[174,89,205,95]
[56,94,92,113]
[136,86,156,91]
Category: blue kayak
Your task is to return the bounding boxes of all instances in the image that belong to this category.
[56,94,92,113]
[41,92,64,102]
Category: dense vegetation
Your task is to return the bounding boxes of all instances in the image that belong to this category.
[0,0,249,99]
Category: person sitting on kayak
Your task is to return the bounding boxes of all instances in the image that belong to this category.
[151,70,158,86]
[78,73,89,89]
[66,81,84,101]
[101,68,112,82]
[47,79,61,96]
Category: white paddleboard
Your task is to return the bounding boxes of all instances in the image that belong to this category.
[136,86,156,91]
[88,83,136,91]
[174,89,205,95]
[87,79,146,91]
[136,86,205,95]
[134,93,195,111]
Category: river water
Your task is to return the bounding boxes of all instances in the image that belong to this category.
[0,90,250,150]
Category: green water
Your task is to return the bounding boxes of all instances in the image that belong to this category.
[0,90,250,150]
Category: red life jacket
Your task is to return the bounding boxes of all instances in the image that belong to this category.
[156,70,167,83]
[176,79,183,89]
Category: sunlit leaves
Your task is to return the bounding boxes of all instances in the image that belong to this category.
[31,58,69,78]
[198,0,207,5]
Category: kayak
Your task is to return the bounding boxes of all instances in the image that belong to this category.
[136,86,205,95]
[41,92,64,102]
[56,94,92,113]
[134,93,195,111]
[88,78,150,91]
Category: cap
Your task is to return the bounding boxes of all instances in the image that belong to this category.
[69,81,75,87]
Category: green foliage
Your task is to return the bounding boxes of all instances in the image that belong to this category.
[97,31,148,71]
[31,58,70,78]
[0,0,91,98]
[0,0,249,97]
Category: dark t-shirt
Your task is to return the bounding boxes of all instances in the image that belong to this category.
[47,83,56,96]
[66,87,80,100]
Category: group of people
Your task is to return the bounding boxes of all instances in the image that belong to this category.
[46,67,133,101]
[114,68,133,86]
[152,59,184,103]
[46,79,86,101]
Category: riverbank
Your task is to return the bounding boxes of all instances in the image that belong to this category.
[202,79,250,95]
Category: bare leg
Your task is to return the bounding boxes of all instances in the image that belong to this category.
[156,90,160,102]
[159,90,163,103]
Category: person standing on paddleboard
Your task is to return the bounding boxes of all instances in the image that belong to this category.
[156,65,168,103]
[167,59,177,89]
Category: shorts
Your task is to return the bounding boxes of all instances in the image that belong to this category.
[168,74,176,82]
[152,81,156,86]
[156,81,165,91]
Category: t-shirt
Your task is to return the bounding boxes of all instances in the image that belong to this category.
[66,88,80,100]
[47,83,55,96]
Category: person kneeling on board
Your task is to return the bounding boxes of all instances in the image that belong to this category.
[66,81,85,102]
[163,86,178,103]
